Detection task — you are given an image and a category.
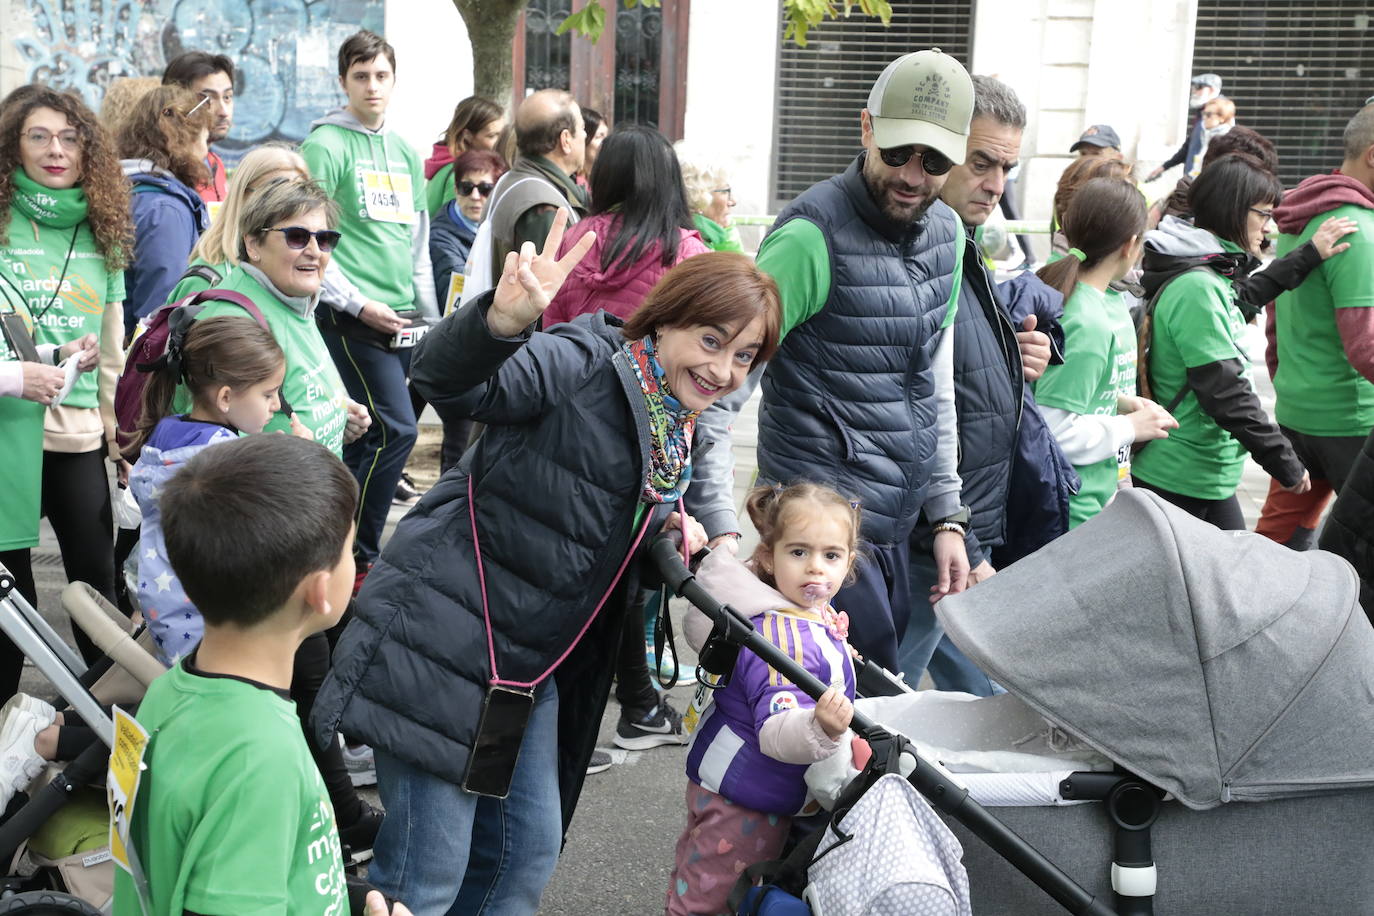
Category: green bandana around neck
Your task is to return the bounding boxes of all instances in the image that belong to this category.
[12,169,88,229]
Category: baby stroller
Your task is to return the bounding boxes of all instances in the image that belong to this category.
[654,489,1374,914]
[0,564,164,913]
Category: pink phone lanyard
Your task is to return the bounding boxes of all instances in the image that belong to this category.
[468,476,655,690]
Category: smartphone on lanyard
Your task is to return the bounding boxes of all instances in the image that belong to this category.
[462,685,535,798]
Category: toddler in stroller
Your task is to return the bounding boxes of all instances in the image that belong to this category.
[666,483,860,916]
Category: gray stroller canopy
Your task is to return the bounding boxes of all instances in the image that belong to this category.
[936,489,1374,810]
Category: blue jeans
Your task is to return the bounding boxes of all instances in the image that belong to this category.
[369,681,562,915]
[319,312,418,562]
[897,551,1001,697]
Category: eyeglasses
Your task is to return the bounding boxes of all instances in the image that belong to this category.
[877,145,953,176]
[712,186,733,197]
[261,226,342,252]
[1249,207,1274,221]
[457,180,495,198]
[21,129,80,151]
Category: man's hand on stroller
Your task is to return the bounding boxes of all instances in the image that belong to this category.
[929,530,970,604]
[663,511,708,557]
[815,686,854,741]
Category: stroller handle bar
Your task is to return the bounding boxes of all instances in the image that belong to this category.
[650,535,1116,916]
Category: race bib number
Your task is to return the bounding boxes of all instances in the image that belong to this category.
[108,706,153,913]
[1116,443,1132,482]
[361,170,417,224]
[444,271,465,315]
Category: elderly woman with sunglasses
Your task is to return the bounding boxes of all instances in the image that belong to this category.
[188,177,368,455]
[430,147,508,311]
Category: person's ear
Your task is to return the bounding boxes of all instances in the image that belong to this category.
[299,568,334,622]
[244,233,263,263]
[214,384,233,414]
[859,110,873,147]
[1121,234,1141,262]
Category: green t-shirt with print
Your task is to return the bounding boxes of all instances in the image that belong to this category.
[0,299,44,550]
[1,205,125,410]
[185,267,350,455]
[1131,262,1251,500]
[1034,283,1138,527]
[1273,203,1374,437]
[112,660,348,916]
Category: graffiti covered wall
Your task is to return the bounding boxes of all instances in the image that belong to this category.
[7,0,384,163]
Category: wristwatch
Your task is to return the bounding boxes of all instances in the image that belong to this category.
[931,506,971,537]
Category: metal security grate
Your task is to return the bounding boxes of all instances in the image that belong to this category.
[772,4,974,209]
[1192,2,1372,186]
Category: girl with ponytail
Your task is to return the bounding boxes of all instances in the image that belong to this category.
[1034,177,1178,527]
[127,315,300,663]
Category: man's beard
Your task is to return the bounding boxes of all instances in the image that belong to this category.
[209,123,231,142]
[862,158,936,226]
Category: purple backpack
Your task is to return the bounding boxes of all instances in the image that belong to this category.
[114,289,266,458]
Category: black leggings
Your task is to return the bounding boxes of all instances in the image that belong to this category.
[614,589,660,715]
[1133,479,1246,531]
[42,449,116,663]
[294,630,364,827]
[0,549,36,701]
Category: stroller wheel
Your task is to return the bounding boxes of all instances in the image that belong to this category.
[0,891,104,915]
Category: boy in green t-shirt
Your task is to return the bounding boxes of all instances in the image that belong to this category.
[112,435,408,916]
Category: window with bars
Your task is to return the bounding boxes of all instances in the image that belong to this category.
[771,4,974,209]
[1192,1,1371,186]
[524,0,573,93]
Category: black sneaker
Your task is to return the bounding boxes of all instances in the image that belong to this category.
[338,800,383,865]
[585,749,613,775]
[613,699,688,750]
[394,472,422,506]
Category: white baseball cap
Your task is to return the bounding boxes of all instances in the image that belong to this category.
[866,49,974,164]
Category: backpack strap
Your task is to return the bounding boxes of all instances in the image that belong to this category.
[177,263,224,288]
[1138,266,1211,413]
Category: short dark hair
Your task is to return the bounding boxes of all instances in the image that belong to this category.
[515,91,579,159]
[452,148,508,187]
[337,30,395,80]
[581,107,606,143]
[1200,125,1278,173]
[161,436,358,629]
[622,252,781,369]
[162,51,235,88]
[1189,153,1283,249]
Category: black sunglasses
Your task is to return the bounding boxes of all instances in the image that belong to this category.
[458,180,495,198]
[262,226,342,252]
[877,145,954,176]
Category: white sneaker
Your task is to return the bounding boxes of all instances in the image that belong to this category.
[0,703,53,811]
[341,742,377,788]
[0,693,56,725]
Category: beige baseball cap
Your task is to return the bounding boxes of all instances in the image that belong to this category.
[866,49,974,164]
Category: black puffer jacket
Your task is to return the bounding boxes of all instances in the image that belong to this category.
[1320,429,1374,624]
[312,294,673,830]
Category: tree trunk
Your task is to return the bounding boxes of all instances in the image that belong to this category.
[452,0,527,111]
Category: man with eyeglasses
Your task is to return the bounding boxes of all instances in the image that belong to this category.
[162,51,235,204]
[692,50,975,673]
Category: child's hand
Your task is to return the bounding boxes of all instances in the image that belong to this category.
[366,890,412,916]
[289,414,315,441]
[814,686,853,741]
[1127,400,1178,444]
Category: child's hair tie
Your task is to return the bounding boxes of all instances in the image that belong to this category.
[1068,247,1087,263]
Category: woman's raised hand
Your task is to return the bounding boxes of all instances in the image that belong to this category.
[487,209,597,338]
[1312,216,1358,260]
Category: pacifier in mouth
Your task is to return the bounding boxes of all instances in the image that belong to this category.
[801,582,833,608]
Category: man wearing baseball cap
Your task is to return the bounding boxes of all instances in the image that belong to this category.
[1071,124,1123,159]
[687,50,975,672]
[1148,73,1224,180]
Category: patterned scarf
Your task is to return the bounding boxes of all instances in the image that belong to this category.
[623,336,701,504]
[12,169,88,229]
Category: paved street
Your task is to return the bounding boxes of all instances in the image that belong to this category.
[16,323,1288,913]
